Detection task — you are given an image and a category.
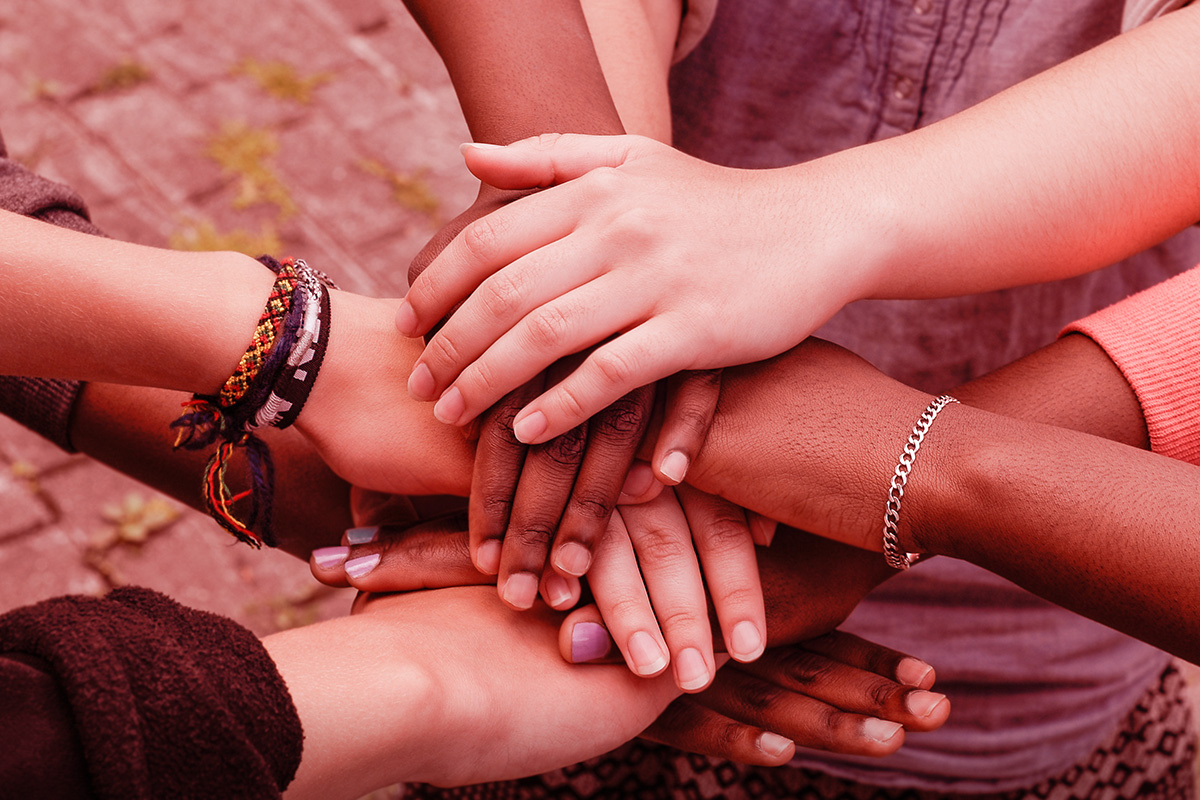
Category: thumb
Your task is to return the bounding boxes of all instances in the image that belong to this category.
[461,133,647,190]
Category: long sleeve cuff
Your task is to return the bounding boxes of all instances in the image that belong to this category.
[0,587,303,799]
[1062,265,1200,465]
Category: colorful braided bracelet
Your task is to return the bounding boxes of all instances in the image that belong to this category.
[171,256,335,548]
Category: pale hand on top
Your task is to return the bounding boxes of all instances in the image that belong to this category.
[398,133,885,444]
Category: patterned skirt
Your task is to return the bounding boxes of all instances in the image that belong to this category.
[404,663,1196,800]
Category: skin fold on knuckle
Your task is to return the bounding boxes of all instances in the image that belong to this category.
[773,650,842,691]
[535,426,587,467]
[459,213,504,265]
[593,393,651,441]
[567,490,616,524]
[524,304,575,353]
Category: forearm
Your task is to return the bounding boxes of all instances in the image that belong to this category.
[1,210,271,393]
[402,0,626,143]
[689,334,1200,658]
[269,587,679,797]
[70,381,354,559]
[803,6,1200,300]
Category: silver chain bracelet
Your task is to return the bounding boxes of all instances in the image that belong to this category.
[883,394,959,569]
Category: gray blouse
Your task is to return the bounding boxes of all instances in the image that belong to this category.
[669,0,1198,790]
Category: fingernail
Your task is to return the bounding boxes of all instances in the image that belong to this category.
[544,574,573,609]
[675,647,711,691]
[476,539,501,574]
[396,300,418,336]
[345,553,381,579]
[312,546,349,570]
[627,631,669,676]
[729,621,765,662]
[906,690,947,718]
[502,572,539,610]
[758,731,793,759]
[659,451,689,485]
[896,657,933,687]
[554,542,592,577]
[408,362,435,401]
[571,621,613,663]
[862,718,903,744]
[750,515,778,548]
[344,526,378,545]
[619,464,655,501]
[512,410,547,444]
[433,386,465,425]
[460,141,504,153]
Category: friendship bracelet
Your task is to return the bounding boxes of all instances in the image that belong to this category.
[170,256,336,548]
[882,394,959,570]
[218,260,300,407]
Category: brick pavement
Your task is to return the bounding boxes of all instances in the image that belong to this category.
[0,0,479,640]
[0,1,1198,794]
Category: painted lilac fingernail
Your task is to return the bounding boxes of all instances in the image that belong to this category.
[571,622,613,663]
[433,386,465,425]
[512,410,547,444]
[344,527,378,545]
[312,546,349,570]
[345,553,381,580]
[408,363,435,401]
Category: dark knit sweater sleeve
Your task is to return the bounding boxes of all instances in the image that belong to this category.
[0,587,303,800]
[0,130,105,452]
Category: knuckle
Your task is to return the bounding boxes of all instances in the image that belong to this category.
[777,650,839,689]
[711,584,761,612]
[870,679,901,709]
[470,358,500,395]
[538,426,587,466]
[607,595,650,621]
[656,607,706,635]
[478,493,514,525]
[633,530,693,563]
[713,719,749,752]
[581,165,623,195]
[507,523,556,551]
[460,215,503,262]
[426,333,463,369]
[816,707,851,743]
[738,678,786,714]
[524,305,573,351]
[595,395,649,439]
[699,514,752,553]
[479,272,523,321]
[553,383,589,423]
[671,404,716,439]
[569,490,615,523]
[591,347,638,391]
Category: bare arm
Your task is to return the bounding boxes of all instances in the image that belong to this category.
[688,332,1200,661]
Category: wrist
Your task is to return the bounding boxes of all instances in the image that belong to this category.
[770,149,902,308]
[264,614,438,798]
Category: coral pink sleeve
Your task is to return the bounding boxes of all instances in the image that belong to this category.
[1062,265,1200,464]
